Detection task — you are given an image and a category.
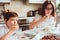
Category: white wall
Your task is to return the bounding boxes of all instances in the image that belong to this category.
[0,0,55,17]
[4,1,40,17]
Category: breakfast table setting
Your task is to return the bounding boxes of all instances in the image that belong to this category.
[14,23,60,40]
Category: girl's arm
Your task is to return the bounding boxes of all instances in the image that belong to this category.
[29,16,47,29]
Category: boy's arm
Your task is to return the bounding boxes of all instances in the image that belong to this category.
[0,24,19,40]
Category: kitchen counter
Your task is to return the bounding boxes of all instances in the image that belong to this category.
[0,19,4,24]
[0,17,35,23]
[18,17,35,19]
[18,17,35,23]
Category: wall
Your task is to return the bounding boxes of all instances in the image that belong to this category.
[4,0,41,17]
[0,0,56,17]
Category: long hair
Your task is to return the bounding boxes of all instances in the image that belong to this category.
[38,1,55,17]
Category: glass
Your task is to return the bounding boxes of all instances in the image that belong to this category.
[45,8,53,10]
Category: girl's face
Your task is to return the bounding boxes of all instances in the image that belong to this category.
[5,17,18,28]
[45,4,53,16]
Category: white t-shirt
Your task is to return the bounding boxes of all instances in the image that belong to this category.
[31,15,60,40]
[0,24,18,40]
[30,15,56,34]
[33,15,56,29]
[23,15,60,40]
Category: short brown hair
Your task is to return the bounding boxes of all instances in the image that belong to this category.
[3,11,18,21]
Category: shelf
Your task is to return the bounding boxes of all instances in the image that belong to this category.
[19,24,30,26]
[28,0,46,4]
[18,17,35,19]
[0,1,10,10]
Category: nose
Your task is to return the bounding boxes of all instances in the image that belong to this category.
[14,21,17,24]
[47,10,50,13]
[48,10,49,13]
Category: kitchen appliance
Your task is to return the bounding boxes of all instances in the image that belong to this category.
[18,19,29,31]
[27,10,36,17]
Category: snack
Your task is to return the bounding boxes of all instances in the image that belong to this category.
[40,35,60,40]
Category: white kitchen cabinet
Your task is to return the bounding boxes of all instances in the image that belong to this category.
[28,0,46,4]
[56,0,60,7]
[0,0,10,3]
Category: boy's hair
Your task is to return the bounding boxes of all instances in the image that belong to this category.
[3,11,18,21]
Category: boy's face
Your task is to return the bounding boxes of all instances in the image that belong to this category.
[5,17,18,28]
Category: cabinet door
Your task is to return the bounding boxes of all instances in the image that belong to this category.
[29,0,46,3]
[0,0,10,2]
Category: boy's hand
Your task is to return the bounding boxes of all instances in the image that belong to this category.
[9,24,19,32]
